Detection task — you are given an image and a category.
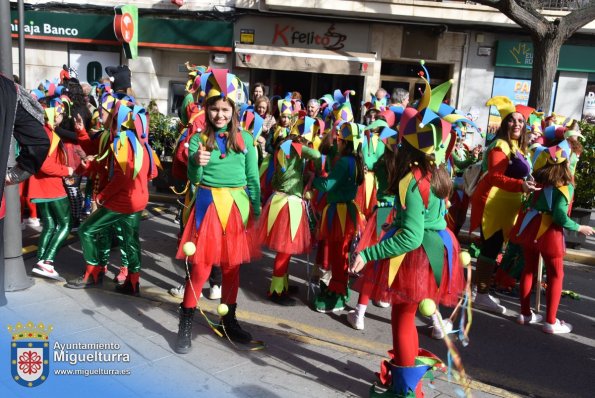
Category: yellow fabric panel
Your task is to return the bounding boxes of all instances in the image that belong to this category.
[481,187,523,240]
[212,188,235,231]
[388,253,406,287]
[336,203,347,235]
[364,172,376,208]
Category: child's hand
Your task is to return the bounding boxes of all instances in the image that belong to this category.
[194,143,211,166]
[74,114,84,132]
[349,253,365,274]
[578,225,594,236]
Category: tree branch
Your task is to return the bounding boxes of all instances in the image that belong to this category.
[473,0,550,37]
[558,3,595,40]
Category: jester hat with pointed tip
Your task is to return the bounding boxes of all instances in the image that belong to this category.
[486,95,536,122]
[44,101,65,157]
[331,89,355,127]
[531,139,572,172]
[239,104,265,145]
[290,115,324,143]
[185,62,209,93]
[338,122,365,154]
[278,93,296,117]
[200,69,245,106]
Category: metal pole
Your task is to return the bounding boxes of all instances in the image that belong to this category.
[535,256,543,313]
[18,0,25,87]
[0,0,34,303]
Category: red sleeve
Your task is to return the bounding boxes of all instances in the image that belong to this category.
[484,149,524,192]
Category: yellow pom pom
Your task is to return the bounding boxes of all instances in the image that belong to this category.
[459,251,471,266]
[418,298,436,317]
[304,191,313,200]
[217,304,229,316]
[420,60,425,65]
[350,90,356,96]
[182,242,196,256]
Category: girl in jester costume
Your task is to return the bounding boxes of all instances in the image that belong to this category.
[469,96,539,314]
[312,121,365,313]
[350,71,467,397]
[510,139,593,333]
[348,121,398,330]
[29,100,75,281]
[258,114,322,306]
[174,69,261,354]
[66,65,158,296]
[260,95,297,203]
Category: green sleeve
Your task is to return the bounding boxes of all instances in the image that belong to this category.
[313,157,347,193]
[452,150,476,171]
[301,145,321,161]
[360,179,425,262]
[243,132,261,216]
[187,133,203,185]
[552,188,579,231]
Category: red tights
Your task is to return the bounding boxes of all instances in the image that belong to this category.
[182,263,240,308]
[327,237,350,295]
[273,252,292,277]
[391,303,419,366]
[520,247,564,324]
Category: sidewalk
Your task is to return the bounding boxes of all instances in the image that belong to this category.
[0,269,508,397]
[3,199,515,397]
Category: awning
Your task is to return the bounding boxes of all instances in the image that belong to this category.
[235,44,376,76]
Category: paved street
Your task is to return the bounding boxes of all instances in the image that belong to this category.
[3,198,594,397]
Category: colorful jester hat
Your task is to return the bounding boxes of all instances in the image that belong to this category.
[338,122,365,154]
[331,89,355,128]
[290,115,324,143]
[96,96,156,180]
[486,95,536,122]
[239,104,265,145]
[362,93,388,113]
[544,113,584,141]
[43,100,65,157]
[184,62,209,93]
[532,139,572,172]
[199,69,247,107]
[398,63,474,165]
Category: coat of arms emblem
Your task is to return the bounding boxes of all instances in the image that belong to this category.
[8,321,52,387]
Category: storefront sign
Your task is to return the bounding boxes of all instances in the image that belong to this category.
[496,40,595,73]
[235,16,369,53]
[583,86,595,124]
[10,10,232,51]
[114,5,138,59]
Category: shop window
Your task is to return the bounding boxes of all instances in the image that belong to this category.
[169,81,187,117]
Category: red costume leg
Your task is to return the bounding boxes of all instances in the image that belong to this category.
[221,264,241,305]
[545,256,564,325]
[182,263,211,308]
[519,247,540,316]
[391,303,419,367]
[273,252,292,277]
[327,237,350,295]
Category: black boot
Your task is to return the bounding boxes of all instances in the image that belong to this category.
[218,303,252,344]
[175,306,195,354]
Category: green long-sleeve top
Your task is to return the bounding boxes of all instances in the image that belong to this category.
[272,141,321,197]
[373,154,394,205]
[362,134,386,171]
[526,184,579,231]
[451,149,477,175]
[187,130,261,216]
[313,155,359,203]
[359,176,447,263]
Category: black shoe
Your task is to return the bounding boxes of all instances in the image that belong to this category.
[269,291,297,306]
[175,306,195,354]
[218,303,252,344]
[115,281,140,297]
[65,273,103,289]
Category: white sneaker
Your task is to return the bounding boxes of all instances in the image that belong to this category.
[542,319,573,334]
[473,293,507,314]
[26,217,41,227]
[431,318,453,340]
[168,284,187,299]
[471,285,500,303]
[517,312,543,325]
[208,285,222,300]
[32,261,62,280]
[347,310,365,330]
[373,300,390,308]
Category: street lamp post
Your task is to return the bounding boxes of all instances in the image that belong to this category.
[0,0,34,307]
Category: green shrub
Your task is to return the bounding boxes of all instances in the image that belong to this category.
[573,121,595,209]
